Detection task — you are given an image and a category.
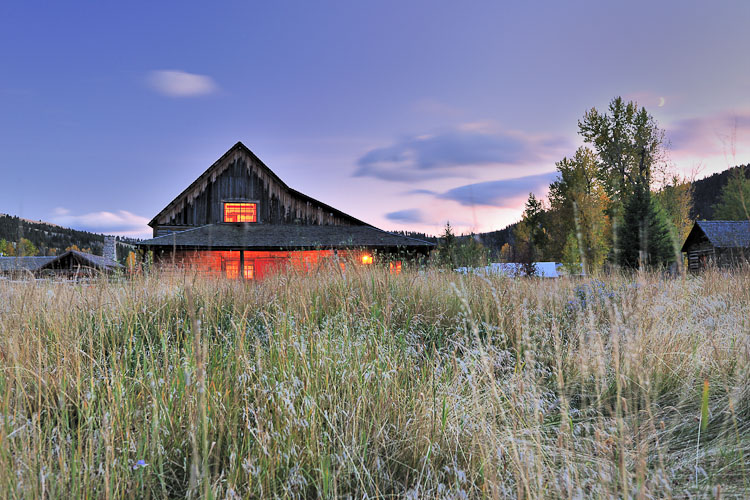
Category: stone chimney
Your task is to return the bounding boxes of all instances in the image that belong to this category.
[104,235,116,262]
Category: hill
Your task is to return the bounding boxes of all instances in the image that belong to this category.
[0,214,106,256]
[689,164,750,220]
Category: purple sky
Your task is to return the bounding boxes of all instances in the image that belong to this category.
[2,1,750,238]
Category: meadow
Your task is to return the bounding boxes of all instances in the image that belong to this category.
[0,265,748,498]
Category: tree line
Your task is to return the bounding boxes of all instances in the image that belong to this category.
[435,96,750,272]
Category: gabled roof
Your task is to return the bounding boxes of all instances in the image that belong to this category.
[681,220,750,251]
[149,142,369,228]
[41,250,123,271]
[138,223,434,250]
[0,250,122,273]
[0,256,56,272]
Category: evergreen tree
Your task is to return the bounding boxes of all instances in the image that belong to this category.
[436,222,457,268]
[617,181,674,269]
[514,193,548,274]
[712,166,750,220]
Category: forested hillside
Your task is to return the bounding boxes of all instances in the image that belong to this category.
[0,214,105,256]
[690,164,750,220]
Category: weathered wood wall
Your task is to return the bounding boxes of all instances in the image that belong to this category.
[686,241,749,270]
[686,240,714,271]
[153,148,359,236]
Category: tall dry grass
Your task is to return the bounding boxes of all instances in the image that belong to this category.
[0,265,748,498]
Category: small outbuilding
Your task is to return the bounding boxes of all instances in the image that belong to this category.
[0,250,122,279]
[681,220,750,271]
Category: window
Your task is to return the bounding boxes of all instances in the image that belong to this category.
[243,262,254,280]
[224,202,257,223]
[225,260,239,279]
[361,254,373,265]
[389,261,402,275]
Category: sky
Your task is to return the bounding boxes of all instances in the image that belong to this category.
[2,1,750,239]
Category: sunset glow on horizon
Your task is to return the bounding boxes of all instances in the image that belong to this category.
[2,1,750,238]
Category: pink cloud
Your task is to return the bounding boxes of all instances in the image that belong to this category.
[666,109,750,161]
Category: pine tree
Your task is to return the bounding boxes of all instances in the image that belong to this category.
[436,222,457,268]
[617,181,675,269]
[712,166,750,220]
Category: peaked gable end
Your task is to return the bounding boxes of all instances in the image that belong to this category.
[150,142,367,237]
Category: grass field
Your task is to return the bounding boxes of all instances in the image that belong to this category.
[0,265,748,498]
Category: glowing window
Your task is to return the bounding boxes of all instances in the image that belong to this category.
[389,261,402,275]
[224,202,257,223]
[361,254,373,265]
[243,262,254,280]
[225,260,239,279]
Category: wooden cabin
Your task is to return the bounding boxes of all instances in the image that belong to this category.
[681,220,750,271]
[0,250,122,279]
[138,142,434,279]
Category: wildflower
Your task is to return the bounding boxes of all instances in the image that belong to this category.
[133,459,148,470]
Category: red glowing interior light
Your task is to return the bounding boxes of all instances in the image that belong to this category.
[225,260,239,279]
[224,202,257,223]
[243,262,254,280]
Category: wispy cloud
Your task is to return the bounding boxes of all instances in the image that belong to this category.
[354,123,569,182]
[406,188,437,196]
[437,172,557,208]
[50,208,151,238]
[666,109,750,160]
[385,208,425,223]
[146,70,218,97]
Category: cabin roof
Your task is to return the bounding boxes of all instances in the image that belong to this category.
[0,250,122,273]
[149,142,369,228]
[0,256,57,272]
[681,221,750,252]
[138,223,435,250]
[45,250,123,270]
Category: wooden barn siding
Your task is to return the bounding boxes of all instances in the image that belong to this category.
[687,240,715,271]
[158,249,352,279]
[155,151,353,234]
[686,243,749,270]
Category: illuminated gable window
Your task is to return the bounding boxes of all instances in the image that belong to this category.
[224,202,257,223]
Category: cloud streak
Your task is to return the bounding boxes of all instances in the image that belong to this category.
[384,209,425,223]
[666,109,750,159]
[354,124,569,182]
[147,70,218,97]
[437,172,557,208]
[50,208,151,238]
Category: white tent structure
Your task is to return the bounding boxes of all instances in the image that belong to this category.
[455,262,583,278]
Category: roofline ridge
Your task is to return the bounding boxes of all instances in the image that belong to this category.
[148,142,371,228]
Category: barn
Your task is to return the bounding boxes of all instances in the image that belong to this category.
[137,142,434,279]
[681,220,750,271]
